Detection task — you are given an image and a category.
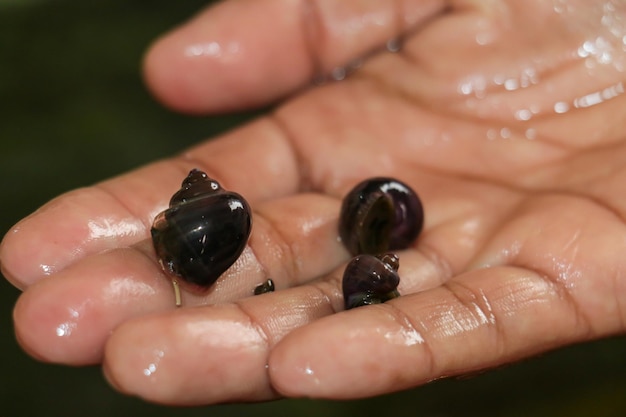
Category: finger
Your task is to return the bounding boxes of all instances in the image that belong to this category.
[0,119,298,289]
[267,265,608,399]
[267,195,626,399]
[12,192,346,365]
[13,246,169,365]
[144,0,445,113]
[102,290,331,405]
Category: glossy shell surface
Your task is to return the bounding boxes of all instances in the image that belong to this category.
[342,253,401,310]
[151,169,252,288]
[339,177,423,256]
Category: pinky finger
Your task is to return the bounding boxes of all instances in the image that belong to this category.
[268,266,600,399]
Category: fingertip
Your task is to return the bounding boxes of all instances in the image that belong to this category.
[267,311,355,398]
[11,248,171,366]
[103,318,174,403]
[13,279,104,365]
[104,306,275,405]
[13,295,48,363]
[0,219,54,290]
[268,305,428,399]
[0,187,149,290]
[1,223,25,290]
[143,1,311,114]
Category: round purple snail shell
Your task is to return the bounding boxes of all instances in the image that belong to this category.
[338,177,423,256]
[151,169,252,289]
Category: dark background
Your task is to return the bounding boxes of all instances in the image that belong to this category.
[1,1,626,416]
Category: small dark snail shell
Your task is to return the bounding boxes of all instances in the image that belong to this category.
[254,278,275,295]
[338,177,423,256]
[342,253,401,310]
[151,169,252,295]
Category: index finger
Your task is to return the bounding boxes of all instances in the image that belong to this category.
[0,119,299,288]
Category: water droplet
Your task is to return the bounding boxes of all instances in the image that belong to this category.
[515,109,533,121]
[493,74,505,86]
[386,38,401,52]
[504,78,519,91]
[457,76,487,98]
[143,363,157,377]
[521,67,539,87]
[578,40,596,58]
[55,323,76,337]
[475,32,494,46]
[554,101,570,114]
[458,81,473,96]
[553,0,575,14]
[525,128,537,140]
[142,350,165,378]
[574,91,603,108]
[573,81,624,108]
[599,50,613,64]
[184,41,240,58]
[331,67,346,81]
[40,264,54,275]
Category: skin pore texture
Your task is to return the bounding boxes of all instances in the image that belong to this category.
[2,0,626,406]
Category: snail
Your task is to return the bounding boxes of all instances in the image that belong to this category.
[151,169,252,306]
[338,177,423,256]
[254,278,275,295]
[342,253,401,310]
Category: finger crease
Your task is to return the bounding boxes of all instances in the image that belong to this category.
[516,262,595,339]
[442,280,506,356]
[253,209,300,287]
[93,183,151,232]
[268,112,313,191]
[299,0,324,81]
[538,271,594,338]
[234,301,272,348]
[310,280,341,315]
[417,242,455,283]
[383,302,437,378]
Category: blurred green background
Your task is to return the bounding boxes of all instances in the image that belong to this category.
[1,1,625,416]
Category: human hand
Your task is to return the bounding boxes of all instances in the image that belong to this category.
[2,0,626,406]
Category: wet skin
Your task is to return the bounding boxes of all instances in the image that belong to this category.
[2,0,626,406]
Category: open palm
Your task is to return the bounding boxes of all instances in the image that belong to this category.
[2,0,626,405]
